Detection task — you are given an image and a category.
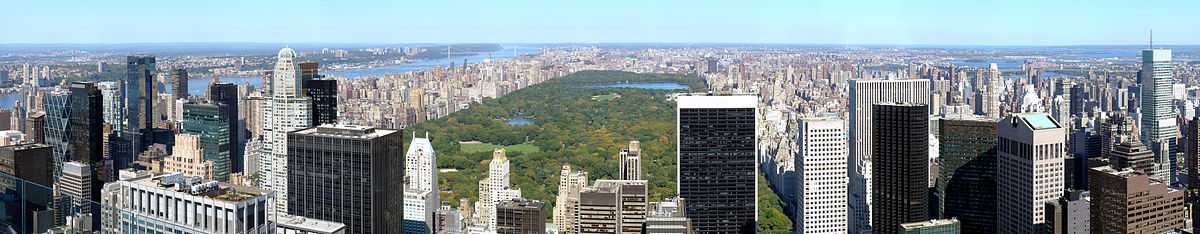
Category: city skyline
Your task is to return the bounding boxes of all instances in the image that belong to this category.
[3,0,1200,45]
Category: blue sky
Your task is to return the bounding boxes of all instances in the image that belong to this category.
[3,0,1198,45]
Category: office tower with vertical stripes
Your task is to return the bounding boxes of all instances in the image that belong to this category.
[676,95,757,233]
[847,79,930,233]
[259,48,312,213]
[870,103,930,234]
[997,113,1065,233]
[1139,49,1177,183]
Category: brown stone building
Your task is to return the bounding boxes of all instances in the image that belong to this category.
[1088,165,1186,234]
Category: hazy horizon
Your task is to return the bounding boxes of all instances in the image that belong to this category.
[3,0,1198,45]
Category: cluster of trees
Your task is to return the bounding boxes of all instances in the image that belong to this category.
[403,70,791,230]
[404,70,696,208]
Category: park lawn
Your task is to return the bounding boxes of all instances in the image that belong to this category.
[591,93,621,101]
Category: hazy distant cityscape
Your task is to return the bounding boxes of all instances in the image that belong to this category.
[2,0,1200,234]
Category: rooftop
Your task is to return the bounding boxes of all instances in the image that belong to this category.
[1016,113,1060,130]
[278,214,346,233]
[900,218,959,229]
[676,95,757,109]
[293,124,398,139]
[126,171,268,203]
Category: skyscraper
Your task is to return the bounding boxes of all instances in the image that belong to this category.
[847,79,930,233]
[1139,49,1177,183]
[164,134,213,179]
[125,56,155,159]
[495,198,546,234]
[676,95,757,233]
[56,161,95,229]
[260,48,312,213]
[171,68,188,101]
[304,79,338,126]
[997,113,1065,233]
[287,124,404,234]
[553,165,588,234]
[870,103,929,234]
[404,133,438,234]
[207,83,242,174]
[577,179,649,233]
[935,116,997,233]
[181,102,231,181]
[97,81,129,169]
[794,117,848,233]
[476,149,522,231]
[1089,165,1186,233]
[619,140,641,180]
[982,63,1002,118]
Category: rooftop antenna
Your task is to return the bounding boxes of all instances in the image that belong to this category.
[1149,29,1153,49]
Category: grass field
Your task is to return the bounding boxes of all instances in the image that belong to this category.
[591,93,621,101]
[460,142,542,154]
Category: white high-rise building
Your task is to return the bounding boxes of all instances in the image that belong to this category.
[795,117,848,233]
[997,113,1065,233]
[1139,49,1178,183]
[553,165,589,234]
[984,63,1002,118]
[404,133,438,233]
[258,48,312,213]
[474,149,521,231]
[846,79,930,233]
[619,140,641,180]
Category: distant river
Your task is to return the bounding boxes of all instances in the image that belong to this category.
[0,45,542,108]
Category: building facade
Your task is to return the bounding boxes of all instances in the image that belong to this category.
[260,48,313,213]
[870,103,929,233]
[1089,166,1186,233]
[935,116,997,233]
[495,198,545,234]
[794,117,848,233]
[676,95,757,233]
[847,79,930,233]
[182,102,232,181]
[286,125,404,234]
[996,113,1065,233]
[99,170,276,234]
[1139,49,1177,183]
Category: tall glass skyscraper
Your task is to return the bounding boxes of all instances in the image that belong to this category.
[1139,49,1177,183]
[182,102,231,182]
[870,103,929,234]
[847,79,931,233]
[208,83,242,174]
[125,56,155,160]
[676,95,757,233]
[936,116,998,233]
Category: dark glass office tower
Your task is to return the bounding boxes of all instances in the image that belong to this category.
[171,68,188,100]
[936,116,997,233]
[125,56,155,159]
[871,102,929,234]
[68,82,103,165]
[496,198,546,234]
[207,83,242,173]
[305,79,338,125]
[675,95,757,233]
[181,102,231,181]
[287,125,404,234]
